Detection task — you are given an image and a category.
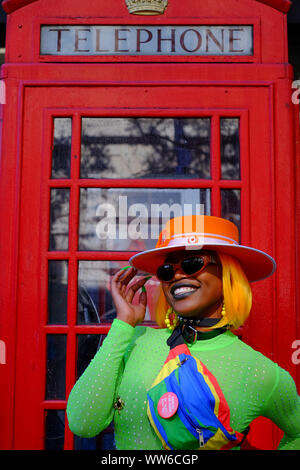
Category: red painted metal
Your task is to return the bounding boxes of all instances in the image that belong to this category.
[2,0,292,15]
[258,0,291,12]
[2,0,37,13]
[0,0,298,452]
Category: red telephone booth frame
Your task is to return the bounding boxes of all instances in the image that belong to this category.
[0,0,299,451]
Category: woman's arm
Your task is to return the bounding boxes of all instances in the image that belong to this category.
[263,367,300,450]
[66,318,135,437]
[66,267,150,438]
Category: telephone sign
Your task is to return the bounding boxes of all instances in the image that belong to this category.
[40,25,253,56]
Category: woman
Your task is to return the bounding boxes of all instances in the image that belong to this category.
[67,215,300,450]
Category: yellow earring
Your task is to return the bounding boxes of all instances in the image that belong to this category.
[221,301,226,317]
[165,307,178,331]
[221,301,231,329]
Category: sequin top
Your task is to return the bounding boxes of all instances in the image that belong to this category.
[66,319,300,450]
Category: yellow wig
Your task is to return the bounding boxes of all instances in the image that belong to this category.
[155,252,252,331]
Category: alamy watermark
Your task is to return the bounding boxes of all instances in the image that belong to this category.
[291,340,300,365]
[291,80,300,104]
[0,80,5,105]
[0,340,6,365]
[95,198,205,241]
[0,338,298,366]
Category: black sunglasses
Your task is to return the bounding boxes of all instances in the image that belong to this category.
[156,253,218,282]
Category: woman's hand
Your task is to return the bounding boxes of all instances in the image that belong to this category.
[111,267,149,327]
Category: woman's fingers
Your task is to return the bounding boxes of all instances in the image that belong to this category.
[112,266,136,284]
[111,266,151,326]
[138,287,147,307]
[125,276,149,304]
[112,267,136,295]
[111,266,151,305]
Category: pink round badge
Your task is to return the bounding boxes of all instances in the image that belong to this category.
[157,392,179,419]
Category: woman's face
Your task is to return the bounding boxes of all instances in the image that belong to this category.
[161,250,223,319]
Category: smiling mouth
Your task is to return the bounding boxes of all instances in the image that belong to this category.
[170,284,199,300]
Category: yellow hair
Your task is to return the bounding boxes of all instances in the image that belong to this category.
[218,253,252,329]
[155,252,252,330]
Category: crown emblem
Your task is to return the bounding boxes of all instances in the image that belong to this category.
[125,0,168,15]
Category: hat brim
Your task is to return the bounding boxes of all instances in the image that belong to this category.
[129,243,276,283]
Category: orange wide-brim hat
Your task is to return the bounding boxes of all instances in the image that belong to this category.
[129,215,276,282]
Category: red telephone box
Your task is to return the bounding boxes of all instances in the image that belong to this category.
[0,0,299,451]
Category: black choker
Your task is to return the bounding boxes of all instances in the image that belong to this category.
[167,323,226,348]
[176,315,224,344]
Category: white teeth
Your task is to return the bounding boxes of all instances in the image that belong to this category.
[174,286,197,295]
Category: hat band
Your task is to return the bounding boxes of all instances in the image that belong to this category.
[164,232,238,248]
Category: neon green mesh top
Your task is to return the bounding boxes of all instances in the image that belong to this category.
[66,319,300,450]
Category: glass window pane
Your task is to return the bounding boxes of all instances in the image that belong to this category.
[49,188,70,251]
[77,261,161,324]
[45,410,65,450]
[48,260,68,324]
[77,335,104,378]
[74,431,117,451]
[80,117,211,179]
[46,335,67,400]
[220,118,240,180]
[78,187,211,251]
[51,118,72,179]
[96,429,116,450]
[221,189,241,233]
[74,435,98,451]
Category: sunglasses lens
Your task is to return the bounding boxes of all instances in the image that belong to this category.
[181,256,205,275]
[157,264,174,282]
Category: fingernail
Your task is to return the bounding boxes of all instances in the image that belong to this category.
[144,275,152,280]
[141,286,146,293]
[120,265,131,271]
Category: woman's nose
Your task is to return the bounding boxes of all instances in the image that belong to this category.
[173,267,187,279]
